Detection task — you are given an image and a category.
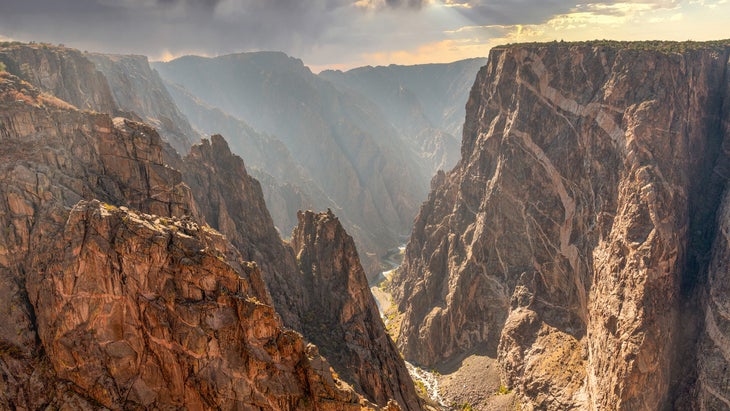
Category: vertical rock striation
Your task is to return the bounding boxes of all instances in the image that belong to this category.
[392,40,730,409]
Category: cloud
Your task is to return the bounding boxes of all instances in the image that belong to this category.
[360,37,489,65]
[0,0,727,70]
[354,0,430,10]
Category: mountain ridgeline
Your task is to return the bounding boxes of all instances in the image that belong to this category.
[320,58,486,174]
[0,42,420,409]
[392,40,730,409]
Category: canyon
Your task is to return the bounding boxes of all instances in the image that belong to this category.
[1,38,730,411]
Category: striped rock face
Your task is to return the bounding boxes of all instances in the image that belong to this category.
[391,41,730,410]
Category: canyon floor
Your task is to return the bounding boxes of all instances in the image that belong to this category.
[370,247,517,411]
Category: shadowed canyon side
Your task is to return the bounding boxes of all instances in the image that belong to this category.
[391,40,730,409]
[85,52,196,154]
[169,136,421,409]
[154,53,428,279]
[320,58,486,174]
[291,210,421,411]
[162,79,331,239]
[0,64,414,408]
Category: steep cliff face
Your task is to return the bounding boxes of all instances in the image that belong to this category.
[27,200,365,410]
[292,210,421,410]
[0,44,195,155]
[86,53,195,154]
[392,41,730,409]
[0,71,196,408]
[170,134,305,330]
[0,43,117,114]
[696,57,730,410]
[171,136,421,409]
[0,71,406,409]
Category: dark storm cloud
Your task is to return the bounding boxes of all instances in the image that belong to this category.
[384,0,429,9]
[0,0,678,67]
[0,0,353,57]
[444,0,681,25]
[444,0,579,25]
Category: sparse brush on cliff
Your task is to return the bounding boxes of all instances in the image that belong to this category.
[496,39,730,52]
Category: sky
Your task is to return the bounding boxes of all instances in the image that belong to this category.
[0,0,728,71]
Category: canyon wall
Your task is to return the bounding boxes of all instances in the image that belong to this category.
[86,52,195,154]
[320,58,485,174]
[392,40,730,409]
[0,45,418,409]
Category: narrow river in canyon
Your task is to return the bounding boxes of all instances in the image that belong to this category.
[369,246,447,409]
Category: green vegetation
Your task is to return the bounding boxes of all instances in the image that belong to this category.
[415,380,427,396]
[450,402,474,411]
[498,384,512,395]
[495,39,730,54]
[0,61,6,73]
[0,41,24,47]
[378,276,391,291]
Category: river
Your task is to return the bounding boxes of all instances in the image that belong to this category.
[369,245,447,409]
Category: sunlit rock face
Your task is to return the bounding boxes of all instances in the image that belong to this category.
[0,60,414,409]
[391,40,730,410]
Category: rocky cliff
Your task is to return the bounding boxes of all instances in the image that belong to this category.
[27,200,365,409]
[0,67,413,409]
[292,210,421,410]
[391,40,730,409]
[0,42,117,114]
[168,134,305,330]
[86,53,195,154]
[170,135,421,409]
[0,44,195,155]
